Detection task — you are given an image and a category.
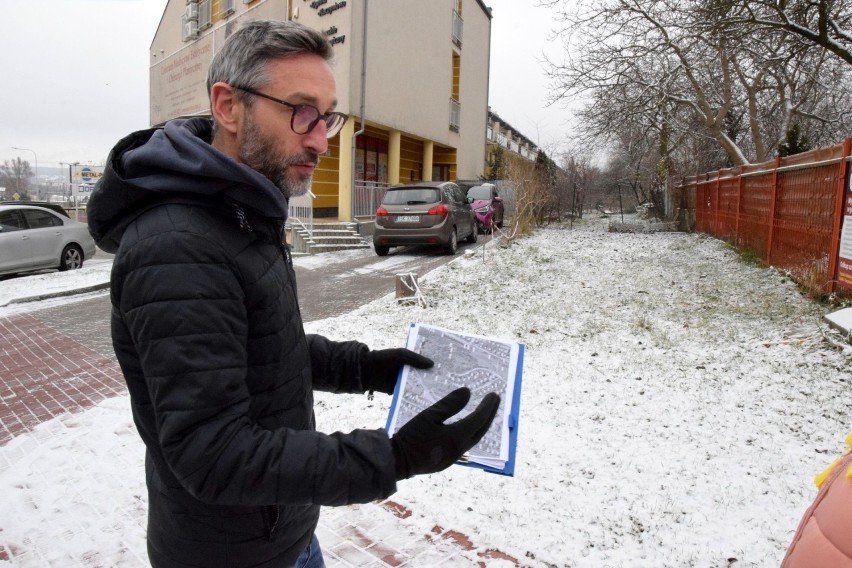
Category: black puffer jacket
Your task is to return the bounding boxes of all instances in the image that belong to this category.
[88,118,397,567]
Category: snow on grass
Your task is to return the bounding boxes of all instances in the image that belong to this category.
[1,215,849,567]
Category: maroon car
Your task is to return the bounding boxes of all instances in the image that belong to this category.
[467,183,505,232]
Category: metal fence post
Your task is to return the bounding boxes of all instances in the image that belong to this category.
[735,169,744,248]
[765,156,782,265]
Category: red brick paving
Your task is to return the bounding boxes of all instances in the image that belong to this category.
[0,312,524,567]
[0,313,124,446]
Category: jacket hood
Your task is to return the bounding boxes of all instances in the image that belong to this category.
[87,117,289,253]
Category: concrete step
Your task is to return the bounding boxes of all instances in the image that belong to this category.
[292,221,370,254]
[309,243,371,252]
[305,230,364,238]
[306,235,368,246]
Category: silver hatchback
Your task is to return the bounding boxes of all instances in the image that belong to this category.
[372,181,477,256]
[0,204,97,276]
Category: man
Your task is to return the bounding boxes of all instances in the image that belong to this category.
[87,19,499,568]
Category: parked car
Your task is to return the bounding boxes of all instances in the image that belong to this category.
[0,204,97,276]
[373,181,477,256]
[1,200,70,218]
[466,183,504,232]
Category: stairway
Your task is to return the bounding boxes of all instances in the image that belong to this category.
[289,221,371,254]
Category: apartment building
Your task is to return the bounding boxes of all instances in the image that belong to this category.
[149,0,492,219]
[487,110,538,162]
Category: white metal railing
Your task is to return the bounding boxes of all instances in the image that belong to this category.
[354,180,391,218]
[220,0,236,16]
[287,191,314,233]
[452,11,464,47]
[198,0,212,28]
[449,98,461,132]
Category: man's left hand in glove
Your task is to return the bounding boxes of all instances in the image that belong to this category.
[360,348,434,395]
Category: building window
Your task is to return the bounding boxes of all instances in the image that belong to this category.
[355,136,389,183]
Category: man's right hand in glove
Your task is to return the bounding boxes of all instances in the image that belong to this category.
[390,387,501,480]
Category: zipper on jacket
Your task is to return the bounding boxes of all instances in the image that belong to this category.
[281,242,293,267]
[265,505,281,541]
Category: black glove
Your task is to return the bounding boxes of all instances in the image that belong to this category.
[390,387,501,480]
[360,348,434,395]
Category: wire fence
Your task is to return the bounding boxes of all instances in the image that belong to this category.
[676,138,852,299]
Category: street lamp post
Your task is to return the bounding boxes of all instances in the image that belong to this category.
[70,162,79,211]
[12,146,38,199]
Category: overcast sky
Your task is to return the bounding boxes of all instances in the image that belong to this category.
[0,0,575,171]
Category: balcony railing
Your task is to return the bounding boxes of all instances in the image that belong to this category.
[452,11,463,47]
[449,98,461,132]
[198,0,212,28]
[287,191,314,234]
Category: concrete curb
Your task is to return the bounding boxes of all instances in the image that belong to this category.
[1,281,112,307]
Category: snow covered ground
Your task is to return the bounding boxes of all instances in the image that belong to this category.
[1,214,850,567]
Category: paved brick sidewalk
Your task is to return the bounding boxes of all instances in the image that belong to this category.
[0,313,124,446]
[0,311,522,567]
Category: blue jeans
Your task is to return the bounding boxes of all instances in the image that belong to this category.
[292,534,325,568]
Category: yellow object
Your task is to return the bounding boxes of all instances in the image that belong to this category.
[847,433,852,480]
[815,433,852,487]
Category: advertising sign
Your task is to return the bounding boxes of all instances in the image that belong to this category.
[838,176,852,291]
[71,165,104,184]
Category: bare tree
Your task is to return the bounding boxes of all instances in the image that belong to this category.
[541,0,851,167]
[1,158,33,198]
[726,0,852,65]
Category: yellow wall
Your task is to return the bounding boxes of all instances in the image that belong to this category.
[434,146,457,180]
[400,137,424,183]
[313,137,341,209]
[452,53,460,101]
[363,125,388,143]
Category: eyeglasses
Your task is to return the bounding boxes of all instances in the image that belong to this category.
[235,86,348,138]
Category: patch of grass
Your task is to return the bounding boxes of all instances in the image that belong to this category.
[635,315,653,331]
[734,246,763,266]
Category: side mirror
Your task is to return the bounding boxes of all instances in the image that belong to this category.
[467,196,474,203]
[493,196,503,202]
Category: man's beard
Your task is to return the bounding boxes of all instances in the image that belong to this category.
[239,112,319,199]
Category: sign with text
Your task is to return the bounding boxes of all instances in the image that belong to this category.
[72,165,104,184]
[150,34,214,125]
[838,176,852,292]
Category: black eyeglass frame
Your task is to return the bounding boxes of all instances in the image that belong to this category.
[234,85,348,138]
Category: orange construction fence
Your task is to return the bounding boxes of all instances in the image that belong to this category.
[677,138,852,298]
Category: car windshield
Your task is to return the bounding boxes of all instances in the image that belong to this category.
[467,186,493,200]
[382,188,440,205]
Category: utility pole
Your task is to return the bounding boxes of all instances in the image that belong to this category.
[59,162,79,215]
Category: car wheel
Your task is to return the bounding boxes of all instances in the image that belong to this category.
[60,244,84,271]
[444,229,458,255]
[466,225,478,243]
[375,245,390,257]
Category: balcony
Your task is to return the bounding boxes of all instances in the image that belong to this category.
[452,11,463,47]
[198,0,212,29]
[449,98,461,132]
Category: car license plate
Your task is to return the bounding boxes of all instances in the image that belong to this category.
[395,215,420,223]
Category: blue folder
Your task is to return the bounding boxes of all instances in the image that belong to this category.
[384,323,524,477]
